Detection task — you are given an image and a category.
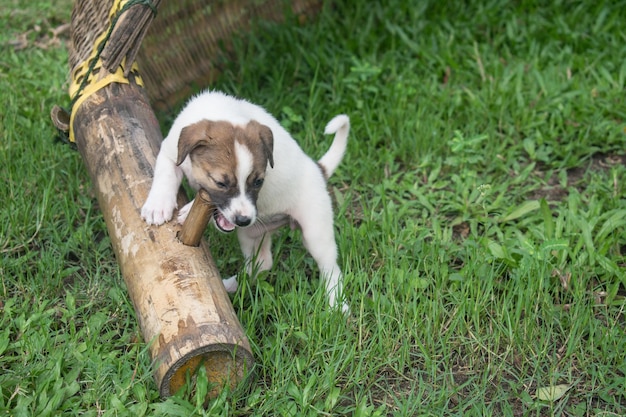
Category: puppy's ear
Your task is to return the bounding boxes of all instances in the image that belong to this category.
[247,121,274,169]
[176,120,213,166]
[259,125,274,169]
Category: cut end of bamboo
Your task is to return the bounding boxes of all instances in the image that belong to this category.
[161,344,255,398]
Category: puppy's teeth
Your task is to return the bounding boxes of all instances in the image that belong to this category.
[217,214,236,232]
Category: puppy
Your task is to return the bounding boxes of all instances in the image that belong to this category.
[141,90,350,312]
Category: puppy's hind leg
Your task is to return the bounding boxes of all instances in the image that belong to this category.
[298,213,348,313]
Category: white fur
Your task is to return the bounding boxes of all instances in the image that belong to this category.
[142,90,350,312]
[319,114,350,178]
[223,141,256,225]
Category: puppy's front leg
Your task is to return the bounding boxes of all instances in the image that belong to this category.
[141,151,183,225]
[237,229,274,276]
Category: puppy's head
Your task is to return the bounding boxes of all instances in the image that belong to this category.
[176,119,274,232]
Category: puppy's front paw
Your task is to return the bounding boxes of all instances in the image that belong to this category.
[222,275,238,293]
[176,200,194,224]
[141,195,177,225]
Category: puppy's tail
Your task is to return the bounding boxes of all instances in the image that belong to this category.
[318,114,350,179]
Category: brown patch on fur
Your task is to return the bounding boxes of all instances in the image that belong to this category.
[175,119,275,208]
[176,120,235,166]
[243,121,274,169]
[177,119,274,170]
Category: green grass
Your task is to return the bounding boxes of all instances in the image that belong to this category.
[2,0,626,415]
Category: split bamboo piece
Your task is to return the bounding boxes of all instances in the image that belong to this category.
[178,189,214,247]
[71,80,254,398]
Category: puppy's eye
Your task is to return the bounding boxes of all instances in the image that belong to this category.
[215,180,229,189]
[208,174,230,190]
[252,178,264,188]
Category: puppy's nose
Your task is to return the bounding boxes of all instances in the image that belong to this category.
[234,215,252,227]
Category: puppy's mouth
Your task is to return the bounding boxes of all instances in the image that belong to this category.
[213,210,236,233]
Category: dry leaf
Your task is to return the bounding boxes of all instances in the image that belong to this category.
[535,384,571,401]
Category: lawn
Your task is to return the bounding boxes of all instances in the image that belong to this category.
[1,0,625,416]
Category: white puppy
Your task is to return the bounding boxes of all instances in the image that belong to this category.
[141,90,350,312]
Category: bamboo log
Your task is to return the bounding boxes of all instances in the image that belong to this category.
[71,80,254,398]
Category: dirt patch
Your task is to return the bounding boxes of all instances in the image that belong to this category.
[6,19,69,51]
[529,152,626,201]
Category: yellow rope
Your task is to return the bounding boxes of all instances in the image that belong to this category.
[68,0,148,143]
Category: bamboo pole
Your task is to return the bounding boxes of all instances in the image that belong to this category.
[71,80,254,398]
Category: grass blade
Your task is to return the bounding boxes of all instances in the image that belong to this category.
[501,200,541,222]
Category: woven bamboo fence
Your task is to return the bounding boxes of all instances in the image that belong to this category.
[53,0,322,400]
